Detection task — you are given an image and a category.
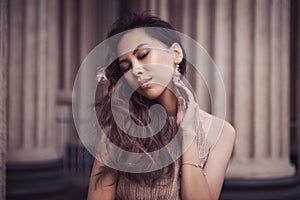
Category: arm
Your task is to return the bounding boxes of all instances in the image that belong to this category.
[181,120,236,200]
[87,159,116,200]
[175,80,236,200]
[203,121,236,200]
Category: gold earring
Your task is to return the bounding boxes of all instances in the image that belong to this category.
[173,62,181,82]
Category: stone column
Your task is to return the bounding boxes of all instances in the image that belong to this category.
[7,0,59,162]
[195,0,213,112]
[65,0,119,185]
[213,0,233,121]
[227,0,294,178]
[231,0,254,169]
[253,0,271,162]
[297,0,300,172]
[157,0,169,21]
[6,0,65,197]
[0,0,8,198]
[76,0,118,140]
[57,0,81,158]
[148,0,169,21]
[183,0,201,90]
[280,0,291,165]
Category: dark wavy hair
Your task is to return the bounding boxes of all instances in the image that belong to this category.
[94,12,187,189]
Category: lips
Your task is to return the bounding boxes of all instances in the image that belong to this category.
[138,78,152,89]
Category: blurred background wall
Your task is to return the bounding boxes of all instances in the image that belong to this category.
[0,0,300,199]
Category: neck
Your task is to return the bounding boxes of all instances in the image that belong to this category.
[157,86,178,117]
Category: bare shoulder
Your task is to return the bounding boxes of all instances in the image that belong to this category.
[221,120,236,139]
[199,109,236,148]
[218,119,236,151]
[199,110,236,200]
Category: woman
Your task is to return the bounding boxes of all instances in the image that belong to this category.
[87,13,236,200]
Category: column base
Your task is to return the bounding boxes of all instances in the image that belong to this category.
[220,175,300,200]
[6,159,67,199]
[226,159,295,178]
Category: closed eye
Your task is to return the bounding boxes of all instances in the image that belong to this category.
[119,60,131,72]
[137,48,150,60]
[118,48,150,72]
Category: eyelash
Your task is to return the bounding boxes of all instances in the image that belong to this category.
[120,50,150,72]
[138,50,149,59]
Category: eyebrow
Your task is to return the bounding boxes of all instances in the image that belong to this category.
[118,43,149,64]
[132,43,148,55]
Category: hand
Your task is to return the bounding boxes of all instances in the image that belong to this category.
[175,80,208,160]
[174,80,200,138]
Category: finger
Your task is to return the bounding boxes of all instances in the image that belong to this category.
[176,96,184,126]
[174,81,196,105]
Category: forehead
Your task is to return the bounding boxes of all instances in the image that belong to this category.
[117,28,166,56]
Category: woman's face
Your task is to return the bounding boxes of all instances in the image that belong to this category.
[117,29,177,100]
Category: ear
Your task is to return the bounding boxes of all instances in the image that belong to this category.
[170,43,183,64]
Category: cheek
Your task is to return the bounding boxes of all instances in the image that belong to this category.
[153,66,174,86]
[152,51,173,65]
[151,54,175,80]
[124,73,137,87]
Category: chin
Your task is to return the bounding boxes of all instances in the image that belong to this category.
[139,90,162,100]
[140,94,160,100]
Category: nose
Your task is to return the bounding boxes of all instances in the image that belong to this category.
[132,62,144,77]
